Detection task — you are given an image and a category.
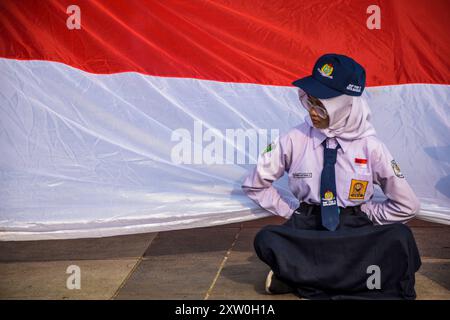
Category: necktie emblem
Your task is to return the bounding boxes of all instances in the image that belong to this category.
[322,190,337,207]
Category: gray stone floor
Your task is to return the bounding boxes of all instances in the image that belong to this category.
[0,217,449,300]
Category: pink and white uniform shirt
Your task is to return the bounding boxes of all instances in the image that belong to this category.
[242,93,420,225]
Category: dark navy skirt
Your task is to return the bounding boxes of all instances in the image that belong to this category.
[254,203,421,300]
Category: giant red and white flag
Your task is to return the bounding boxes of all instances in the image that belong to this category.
[0,0,449,240]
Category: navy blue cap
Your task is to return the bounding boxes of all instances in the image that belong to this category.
[292,53,366,99]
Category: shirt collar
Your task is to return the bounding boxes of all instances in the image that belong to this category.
[311,128,351,153]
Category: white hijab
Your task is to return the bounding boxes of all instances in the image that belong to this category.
[299,89,377,141]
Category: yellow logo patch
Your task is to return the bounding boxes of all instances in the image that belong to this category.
[321,63,334,76]
[324,191,334,200]
[348,179,368,200]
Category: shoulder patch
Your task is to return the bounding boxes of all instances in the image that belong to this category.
[391,160,404,178]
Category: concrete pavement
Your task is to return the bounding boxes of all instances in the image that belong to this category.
[0,217,449,300]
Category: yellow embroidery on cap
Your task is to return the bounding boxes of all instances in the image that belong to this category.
[348,179,368,200]
[321,64,334,76]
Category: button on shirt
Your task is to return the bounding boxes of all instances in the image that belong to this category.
[242,123,420,225]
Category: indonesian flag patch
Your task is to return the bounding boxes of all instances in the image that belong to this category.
[354,158,368,168]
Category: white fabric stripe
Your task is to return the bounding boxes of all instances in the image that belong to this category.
[0,58,449,240]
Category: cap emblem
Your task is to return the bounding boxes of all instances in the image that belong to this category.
[318,63,334,79]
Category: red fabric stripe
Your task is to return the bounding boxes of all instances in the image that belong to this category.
[355,158,368,164]
[0,0,449,86]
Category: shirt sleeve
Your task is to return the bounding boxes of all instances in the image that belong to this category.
[361,141,420,224]
[241,134,297,218]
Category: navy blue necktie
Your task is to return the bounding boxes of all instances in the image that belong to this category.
[320,139,340,231]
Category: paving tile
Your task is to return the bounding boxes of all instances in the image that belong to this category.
[115,257,222,300]
[143,226,240,257]
[115,226,240,299]
[0,233,157,262]
[410,227,450,259]
[207,228,299,300]
[416,270,450,300]
[0,259,137,299]
[242,216,285,228]
[417,260,450,292]
[407,219,447,228]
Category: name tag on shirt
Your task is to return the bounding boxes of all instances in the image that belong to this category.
[293,172,312,179]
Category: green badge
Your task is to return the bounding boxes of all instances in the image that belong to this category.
[263,143,274,154]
